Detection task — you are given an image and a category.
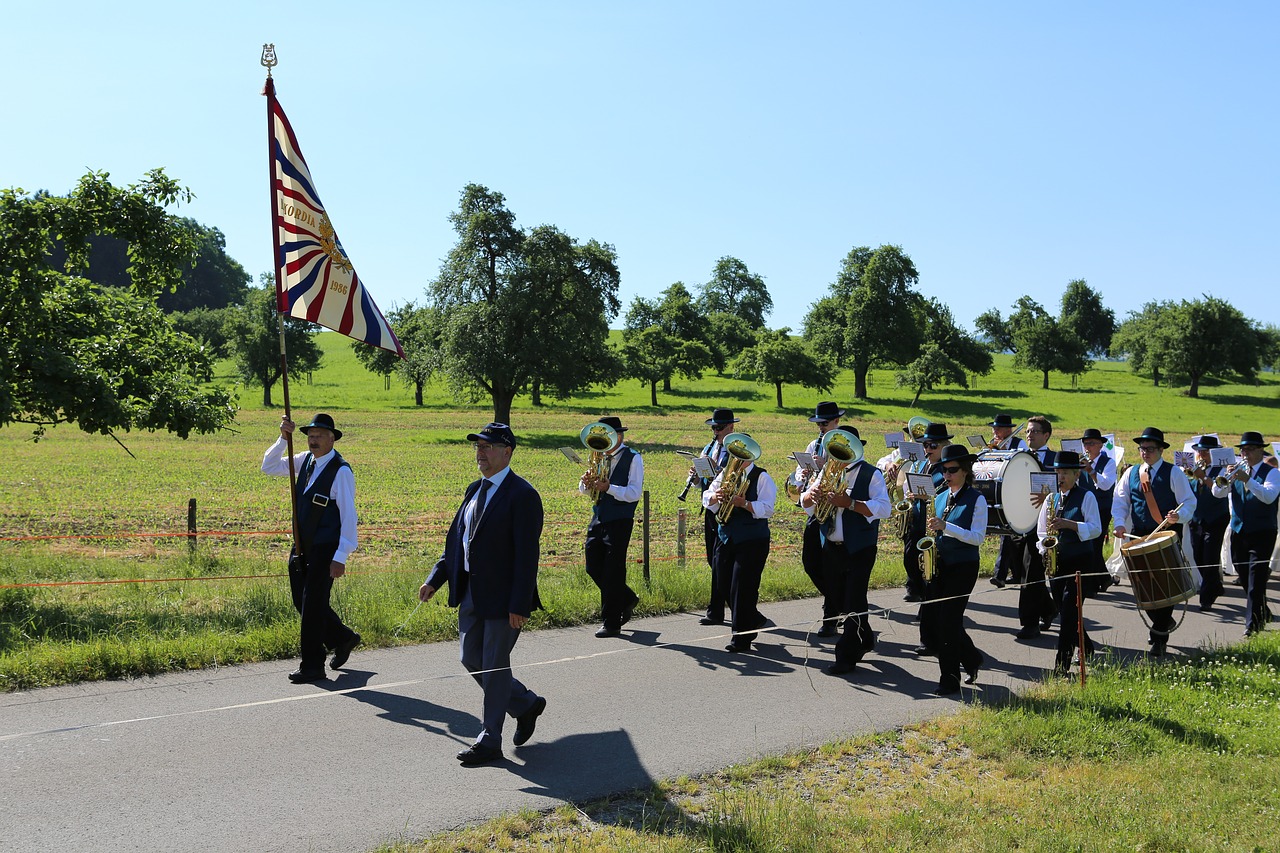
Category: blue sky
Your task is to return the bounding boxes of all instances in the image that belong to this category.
[5,2,1276,334]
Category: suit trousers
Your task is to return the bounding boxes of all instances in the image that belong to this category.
[1189,518,1228,605]
[288,546,357,670]
[902,531,925,597]
[1050,554,1099,670]
[715,536,770,642]
[585,517,638,629]
[921,558,983,692]
[1018,537,1057,629]
[459,586,539,750]
[801,519,829,609]
[993,535,1024,585]
[703,508,726,621]
[1231,529,1277,634]
[827,541,877,664]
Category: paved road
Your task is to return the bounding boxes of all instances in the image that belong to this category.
[0,578,1254,853]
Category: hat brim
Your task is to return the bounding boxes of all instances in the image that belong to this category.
[809,410,846,422]
[705,418,741,425]
[466,432,513,446]
[1191,442,1219,450]
[1236,442,1271,449]
[1132,437,1169,448]
[1053,462,1085,469]
[300,424,342,440]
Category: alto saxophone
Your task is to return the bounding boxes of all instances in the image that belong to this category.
[1042,491,1060,578]
[917,490,955,584]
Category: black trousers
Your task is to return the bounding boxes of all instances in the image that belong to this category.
[826,541,878,664]
[801,520,832,615]
[1018,537,1058,629]
[1050,553,1101,670]
[715,536,771,644]
[902,530,925,598]
[921,558,983,692]
[585,517,638,629]
[1232,529,1277,634]
[288,546,357,670]
[1189,518,1228,605]
[993,535,1024,585]
[703,509,726,620]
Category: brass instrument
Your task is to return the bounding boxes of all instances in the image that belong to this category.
[886,418,931,538]
[917,489,954,583]
[580,421,619,504]
[986,421,1026,450]
[1215,463,1244,488]
[906,416,931,441]
[783,453,808,505]
[1042,491,1060,578]
[715,433,763,524]
[813,429,865,525]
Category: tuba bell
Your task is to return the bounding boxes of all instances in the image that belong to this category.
[580,421,618,504]
[906,416,931,442]
[812,429,865,525]
[716,433,763,523]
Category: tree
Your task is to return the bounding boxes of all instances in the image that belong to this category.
[623,283,714,387]
[1146,296,1270,397]
[0,170,235,439]
[226,274,323,407]
[977,295,1090,388]
[809,244,924,399]
[732,328,835,408]
[1110,300,1176,387]
[896,343,968,407]
[620,326,711,407]
[895,299,993,405]
[352,325,401,390]
[170,306,237,360]
[429,184,620,423]
[697,257,772,370]
[1059,279,1115,357]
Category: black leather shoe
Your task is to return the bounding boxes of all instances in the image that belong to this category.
[513,697,546,747]
[1039,618,1054,631]
[816,623,838,638]
[912,645,938,657]
[1150,640,1167,657]
[1015,627,1041,640]
[825,661,857,676]
[903,591,924,602]
[699,616,724,626]
[964,655,983,685]
[725,642,752,653]
[595,625,621,638]
[989,577,1005,588]
[861,633,878,653]
[620,600,637,627]
[934,683,961,696]
[1200,595,1218,611]
[456,743,502,766]
[330,633,361,670]
[288,668,327,684]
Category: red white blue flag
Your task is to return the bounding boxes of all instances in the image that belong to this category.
[266,79,404,358]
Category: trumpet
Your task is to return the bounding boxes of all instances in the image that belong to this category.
[812,429,865,525]
[580,421,618,504]
[986,421,1026,450]
[1215,463,1244,488]
[1042,491,1060,578]
[715,433,763,524]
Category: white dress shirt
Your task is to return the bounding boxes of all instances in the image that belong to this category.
[463,465,511,572]
[940,487,988,547]
[261,437,358,564]
[801,462,891,542]
[1083,453,1117,494]
[1112,458,1197,532]
[1036,489,1101,556]
[1211,461,1280,504]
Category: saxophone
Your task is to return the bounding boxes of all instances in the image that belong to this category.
[917,490,955,584]
[1042,491,1060,578]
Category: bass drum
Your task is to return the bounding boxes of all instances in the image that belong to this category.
[971,449,1043,535]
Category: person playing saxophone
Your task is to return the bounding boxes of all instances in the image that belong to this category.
[1035,450,1102,676]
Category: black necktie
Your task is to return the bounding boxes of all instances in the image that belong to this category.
[468,480,492,542]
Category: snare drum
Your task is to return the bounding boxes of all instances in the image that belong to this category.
[1122,531,1195,611]
[972,449,1042,535]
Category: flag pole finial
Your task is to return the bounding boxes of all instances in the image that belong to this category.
[261,44,278,77]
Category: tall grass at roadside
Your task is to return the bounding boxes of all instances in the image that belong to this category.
[376,633,1280,852]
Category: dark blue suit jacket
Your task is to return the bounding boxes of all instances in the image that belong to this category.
[426,470,544,619]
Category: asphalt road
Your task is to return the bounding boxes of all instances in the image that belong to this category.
[0,577,1255,853]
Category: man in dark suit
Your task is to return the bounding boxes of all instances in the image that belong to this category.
[261,413,361,684]
[690,408,738,625]
[419,423,547,766]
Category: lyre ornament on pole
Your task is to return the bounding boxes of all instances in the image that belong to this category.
[261,44,278,76]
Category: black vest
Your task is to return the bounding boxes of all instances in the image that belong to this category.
[718,466,770,544]
[1051,486,1092,559]
[1191,467,1229,525]
[1127,463,1176,536]
[594,446,639,523]
[295,451,350,552]
[935,485,981,564]
[821,462,880,554]
[1230,465,1278,534]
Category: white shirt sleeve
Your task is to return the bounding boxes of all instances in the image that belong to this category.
[943,491,987,547]
[1169,461,1197,518]
[331,464,358,565]
[858,468,892,521]
[261,436,308,476]
[1113,466,1133,531]
[746,471,777,519]
[604,449,644,504]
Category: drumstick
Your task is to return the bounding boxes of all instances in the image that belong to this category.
[1146,502,1186,539]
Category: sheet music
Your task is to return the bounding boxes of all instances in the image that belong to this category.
[1060,438,1084,454]
[792,451,818,472]
[559,447,583,465]
[883,433,903,449]
[966,435,987,449]
[1210,447,1237,467]
[692,457,716,479]
[897,441,925,463]
[1173,450,1196,470]
[905,472,934,498]
[1030,472,1058,496]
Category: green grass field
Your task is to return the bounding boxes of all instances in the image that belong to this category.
[1,332,1277,689]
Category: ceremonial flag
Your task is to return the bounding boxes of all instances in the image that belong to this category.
[265,77,404,358]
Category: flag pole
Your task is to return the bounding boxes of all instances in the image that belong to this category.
[262,44,302,555]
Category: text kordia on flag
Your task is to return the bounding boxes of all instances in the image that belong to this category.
[266,80,404,358]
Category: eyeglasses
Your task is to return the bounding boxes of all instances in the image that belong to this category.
[1027,428,1047,435]
[922,442,939,449]
[711,424,730,432]
[941,465,963,474]
[472,442,501,452]
[1138,445,1160,453]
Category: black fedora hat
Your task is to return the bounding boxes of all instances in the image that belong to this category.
[706,408,740,426]
[1080,428,1105,442]
[1191,434,1222,450]
[989,414,1017,428]
[1132,427,1169,448]
[809,401,846,423]
[1053,450,1086,469]
[921,423,954,441]
[599,416,628,433]
[466,422,517,448]
[299,413,342,441]
[1236,431,1270,449]
[937,444,975,466]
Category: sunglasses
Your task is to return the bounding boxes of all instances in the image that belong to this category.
[941,465,963,474]
[922,442,939,449]
[815,420,831,427]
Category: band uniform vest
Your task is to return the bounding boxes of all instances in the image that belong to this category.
[295,451,350,552]
[1192,467,1229,525]
[1127,462,1176,536]
[594,446,639,523]
[1230,465,1278,534]
[934,485,981,564]
[821,462,880,554]
[1051,486,1092,559]
[718,466,770,544]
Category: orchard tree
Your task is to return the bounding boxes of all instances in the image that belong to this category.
[429,184,620,423]
[1111,300,1176,387]
[697,256,772,369]
[895,299,993,404]
[620,326,711,407]
[977,295,1090,388]
[1059,279,1115,357]
[732,328,835,408]
[0,170,235,439]
[226,274,323,407]
[623,283,714,387]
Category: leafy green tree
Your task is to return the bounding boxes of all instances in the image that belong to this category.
[732,328,835,408]
[809,244,924,399]
[171,306,237,360]
[977,295,1090,388]
[1059,279,1115,357]
[429,184,620,423]
[896,343,968,407]
[623,283,714,386]
[352,323,402,390]
[895,299,993,404]
[226,274,323,407]
[620,326,712,407]
[697,257,772,369]
[1155,296,1269,397]
[1111,300,1178,387]
[0,170,235,439]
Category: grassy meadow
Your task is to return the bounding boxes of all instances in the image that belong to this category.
[2,332,1278,690]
